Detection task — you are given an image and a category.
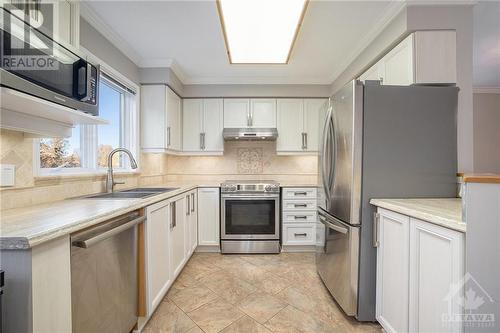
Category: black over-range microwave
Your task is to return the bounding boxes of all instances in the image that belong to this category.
[0,6,99,115]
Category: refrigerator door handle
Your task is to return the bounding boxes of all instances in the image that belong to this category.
[321,105,333,201]
[329,107,338,196]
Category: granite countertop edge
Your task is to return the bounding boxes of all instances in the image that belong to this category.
[370,198,465,233]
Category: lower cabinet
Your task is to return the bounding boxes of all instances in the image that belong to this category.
[145,200,172,315]
[197,187,220,247]
[282,187,318,248]
[185,190,198,257]
[170,195,187,278]
[375,208,465,333]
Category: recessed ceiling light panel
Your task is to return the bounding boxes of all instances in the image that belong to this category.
[217,0,308,64]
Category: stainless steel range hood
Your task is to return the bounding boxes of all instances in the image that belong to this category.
[223,128,278,141]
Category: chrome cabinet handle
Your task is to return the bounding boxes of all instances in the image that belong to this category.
[247,110,251,127]
[301,133,306,150]
[200,133,203,149]
[167,127,171,147]
[294,191,307,196]
[294,203,307,208]
[304,133,308,149]
[202,133,206,150]
[294,215,308,220]
[294,233,307,237]
[191,193,195,212]
[171,201,176,229]
[373,212,380,247]
[186,195,190,216]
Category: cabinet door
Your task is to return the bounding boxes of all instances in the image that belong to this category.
[190,191,198,253]
[146,201,171,315]
[276,99,304,152]
[382,34,414,85]
[413,31,456,84]
[376,209,410,333]
[409,218,464,333]
[197,188,220,246]
[183,99,203,152]
[141,85,166,150]
[166,87,182,151]
[170,196,186,278]
[250,99,276,127]
[203,99,224,152]
[303,99,326,152]
[224,99,250,128]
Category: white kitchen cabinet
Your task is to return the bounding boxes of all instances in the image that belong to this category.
[409,218,464,333]
[141,85,182,153]
[250,99,276,127]
[223,99,250,128]
[374,207,465,333]
[145,200,172,315]
[183,99,223,154]
[184,190,198,257]
[277,99,326,154]
[375,209,410,333]
[170,195,186,278]
[282,187,318,249]
[277,99,303,152]
[197,187,220,248]
[224,98,276,128]
[359,31,456,86]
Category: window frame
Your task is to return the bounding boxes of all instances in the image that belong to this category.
[34,48,140,177]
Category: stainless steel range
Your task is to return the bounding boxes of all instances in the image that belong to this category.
[221,180,280,254]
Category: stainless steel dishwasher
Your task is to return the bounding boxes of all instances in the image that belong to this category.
[70,211,145,333]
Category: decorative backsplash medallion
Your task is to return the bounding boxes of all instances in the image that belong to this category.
[237,148,263,174]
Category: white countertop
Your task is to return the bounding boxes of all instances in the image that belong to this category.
[370,198,465,233]
[0,182,317,250]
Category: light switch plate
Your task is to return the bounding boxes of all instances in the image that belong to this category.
[0,164,15,187]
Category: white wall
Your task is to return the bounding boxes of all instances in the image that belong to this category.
[80,18,140,84]
[473,92,500,173]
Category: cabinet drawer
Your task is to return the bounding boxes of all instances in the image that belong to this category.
[283,211,317,224]
[282,199,317,211]
[283,224,315,245]
[282,188,317,200]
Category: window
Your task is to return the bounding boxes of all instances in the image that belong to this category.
[37,72,138,175]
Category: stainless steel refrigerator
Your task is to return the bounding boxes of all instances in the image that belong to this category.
[316,80,458,321]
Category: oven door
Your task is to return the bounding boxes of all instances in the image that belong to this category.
[221,195,279,240]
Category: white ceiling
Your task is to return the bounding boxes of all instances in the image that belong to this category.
[473,1,500,88]
[81,0,403,84]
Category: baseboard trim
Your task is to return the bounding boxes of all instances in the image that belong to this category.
[195,245,221,253]
[281,245,316,253]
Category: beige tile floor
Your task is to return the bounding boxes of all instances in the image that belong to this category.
[143,253,382,333]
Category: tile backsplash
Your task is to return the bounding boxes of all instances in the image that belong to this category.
[0,131,317,210]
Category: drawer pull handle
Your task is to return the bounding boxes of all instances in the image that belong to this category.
[294,192,307,196]
[294,215,308,220]
[294,233,307,237]
[294,204,307,208]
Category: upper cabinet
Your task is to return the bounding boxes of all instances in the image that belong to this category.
[359,31,456,86]
[183,99,223,154]
[277,98,327,154]
[223,98,276,128]
[141,85,182,153]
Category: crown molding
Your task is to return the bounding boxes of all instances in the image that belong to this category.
[182,75,331,85]
[327,1,407,83]
[473,86,500,94]
[80,2,142,65]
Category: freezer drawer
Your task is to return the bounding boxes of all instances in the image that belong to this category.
[316,209,360,316]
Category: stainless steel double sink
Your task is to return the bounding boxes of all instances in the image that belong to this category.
[84,187,179,199]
